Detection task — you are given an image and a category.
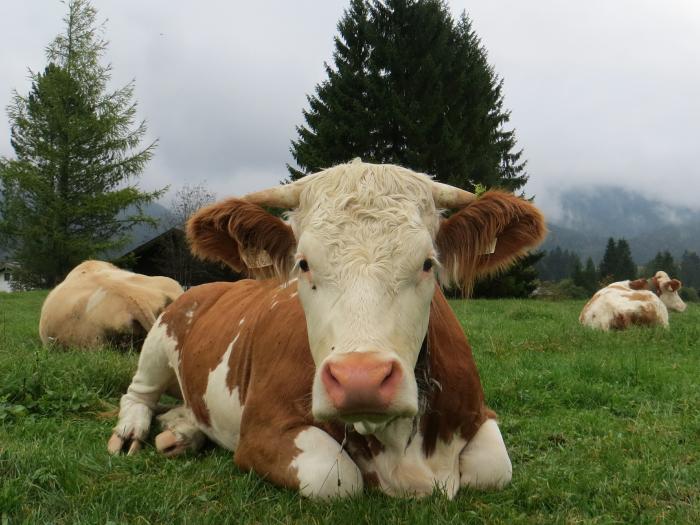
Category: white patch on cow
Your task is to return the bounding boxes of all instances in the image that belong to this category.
[114,317,179,441]
[270,300,279,310]
[238,317,245,326]
[184,302,198,323]
[459,419,512,489]
[290,292,298,299]
[85,287,107,313]
[201,335,244,450]
[361,418,465,499]
[291,427,363,499]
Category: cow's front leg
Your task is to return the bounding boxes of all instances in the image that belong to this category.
[459,418,512,489]
[235,425,363,499]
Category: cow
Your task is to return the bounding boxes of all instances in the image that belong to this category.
[108,160,546,498]
[40,260,183,349]
[579,270,687,331]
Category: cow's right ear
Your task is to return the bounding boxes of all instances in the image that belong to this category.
[667,279,682,292]
[186,198,296,279]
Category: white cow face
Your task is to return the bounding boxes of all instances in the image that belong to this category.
[289,168,440,424]
[186,160,547,427]
[654,271,687,312]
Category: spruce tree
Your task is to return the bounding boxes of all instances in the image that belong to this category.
[0,0,159,286]
[680,251,700,288]
[598,238,636,283]
[598,238,618,283]
[644,251,679,278]
[289,0,527,192]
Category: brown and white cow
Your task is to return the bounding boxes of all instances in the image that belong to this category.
[108,160,546,498]
[579,270,686,331]
[40,260,183,349]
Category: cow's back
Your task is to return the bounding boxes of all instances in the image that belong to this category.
[39,261,183,348]
[579,281,668,331]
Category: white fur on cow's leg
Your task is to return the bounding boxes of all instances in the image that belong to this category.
[109,320,178,455]
[459,419,512,490]
[290,427,363,499]
[155,406,206,457]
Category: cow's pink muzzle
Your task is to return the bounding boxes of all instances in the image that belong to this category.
[321,352,402,415]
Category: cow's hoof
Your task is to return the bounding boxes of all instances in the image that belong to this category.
[155,429,189,457]
[107,433,142,455]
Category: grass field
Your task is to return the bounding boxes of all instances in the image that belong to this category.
[1,290,699,524]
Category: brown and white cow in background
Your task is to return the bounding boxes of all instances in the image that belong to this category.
[579,270,686,331]
[40,260,183,349]
[108,160,546,498]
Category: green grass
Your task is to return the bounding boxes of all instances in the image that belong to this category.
[1,291,699,524]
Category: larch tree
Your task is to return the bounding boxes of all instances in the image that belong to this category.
[0,0,159,286]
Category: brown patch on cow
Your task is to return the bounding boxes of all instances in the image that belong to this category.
[435,191,547,293]
[628,278,650,291]
[420,287,489,456]
[611,313,630,330]
[629,305,660,326]
[651,276,661,295]
[186,198,296,279]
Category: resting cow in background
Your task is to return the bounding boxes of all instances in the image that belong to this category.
[579,270,687,331]
[108,160,546,498]
[40,260,183,349]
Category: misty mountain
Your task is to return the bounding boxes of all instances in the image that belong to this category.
[541,186,700,264]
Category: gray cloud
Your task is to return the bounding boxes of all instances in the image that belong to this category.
[1,1,699,218]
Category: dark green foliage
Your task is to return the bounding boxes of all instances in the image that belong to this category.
[535,246,581,281]
[572,257,598,295]
[472,252,544,298]
[644,250,680,278]
[680,250,700,288]
[289,0,526,193]
[533,279,589,300]
[0,0,159,286]
[598,237,636,283]
[679,287,699,303]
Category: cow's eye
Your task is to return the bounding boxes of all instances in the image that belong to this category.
[299,259,310,273]
[422,259,433,272]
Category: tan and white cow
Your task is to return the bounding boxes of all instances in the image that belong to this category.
[579,270,686,331]
[108,160,546,498]
[40,260,183,349]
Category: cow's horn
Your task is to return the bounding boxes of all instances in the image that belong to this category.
[431,181,476,209]
[243,182,302,209]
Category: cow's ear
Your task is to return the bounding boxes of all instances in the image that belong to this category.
[629,278,649,290]
[186,198,296,279]
[668,279,682,292]
[435,191,546,292]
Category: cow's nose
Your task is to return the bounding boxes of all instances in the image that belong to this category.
[322,353,402,414]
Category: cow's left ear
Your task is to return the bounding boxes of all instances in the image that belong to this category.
[186,198,296,279]
[435,191,547,291]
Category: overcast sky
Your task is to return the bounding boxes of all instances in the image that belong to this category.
[1,1,699,219]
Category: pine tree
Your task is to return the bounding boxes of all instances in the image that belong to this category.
[289,0,526,192]
[680,251,700,289]
[0,0,159,286]
[616,239,636,280]
[598,238,618,283]
[598,238,636,283]
[644,250,679,278]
